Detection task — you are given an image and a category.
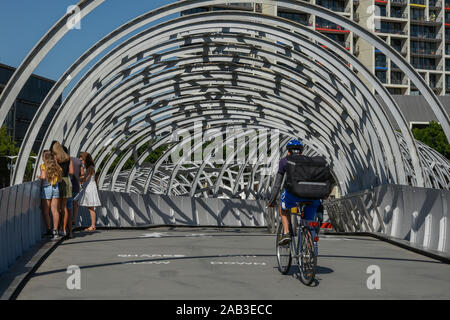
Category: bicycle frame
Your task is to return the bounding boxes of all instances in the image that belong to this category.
[288,205,319,263]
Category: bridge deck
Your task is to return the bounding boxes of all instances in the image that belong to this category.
[16,228,450,300]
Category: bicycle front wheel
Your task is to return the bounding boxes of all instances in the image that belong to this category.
[276,222,292,274]
[297,228,317,285]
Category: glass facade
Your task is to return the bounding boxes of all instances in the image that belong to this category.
[0,64,61,154]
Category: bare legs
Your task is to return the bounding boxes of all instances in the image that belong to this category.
[280,207,291,234]
[51,198,60,233]
[60,198,72,238]
[72,200,79,226]
[40,199,51,232]
[84,206,96,231]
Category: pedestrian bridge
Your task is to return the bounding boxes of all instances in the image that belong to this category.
[0,182,449,299]
[0,0,449,299]
[8,229,450,300]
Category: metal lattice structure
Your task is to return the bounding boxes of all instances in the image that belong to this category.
[0,0,449,198]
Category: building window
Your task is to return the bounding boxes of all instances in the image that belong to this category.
[375,71,387,83]
[391,72,404,84]
[410,8,425,21]
[411,57,436,70]
[388,88,402,95]
[376,5,387,17]
[375,54,386,67]
[278,11,308,25]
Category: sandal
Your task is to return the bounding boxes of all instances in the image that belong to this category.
[84,226,96,231]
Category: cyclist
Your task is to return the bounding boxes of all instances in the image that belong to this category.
[267,139,325,245]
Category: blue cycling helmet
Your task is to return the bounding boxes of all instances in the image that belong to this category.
[286,139,304,151]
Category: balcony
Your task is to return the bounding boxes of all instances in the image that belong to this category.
[391,0,407,6]
[375,28,407,35]
[390,79,408,85]
[411,63,437,70]
[390,12,408,19]
[429,1,442,8]
[410,48,441,56]
[316,23,350,33]
[410,16,443,25]
[411,32,443,41]
[410,0,426,5]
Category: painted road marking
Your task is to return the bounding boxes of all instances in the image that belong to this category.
[210,261,267,265]
[122,261,171,265]
[117,254,185,258]
[139,232,167,238]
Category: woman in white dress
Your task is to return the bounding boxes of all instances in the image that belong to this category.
[78,152,101,231]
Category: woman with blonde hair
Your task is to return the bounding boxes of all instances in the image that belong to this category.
[51,141,74,238]
[39,150,62,240]
[77,151,101,231]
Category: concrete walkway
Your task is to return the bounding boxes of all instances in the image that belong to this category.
[16,227,450,300]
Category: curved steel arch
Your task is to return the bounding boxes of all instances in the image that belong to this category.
[1,0,447,196]
[98,92,377,193]
[88,84,380,194]
[77,66,379,176]
[65,43,383,166]
[51,13,410,182]
[28,39,390,195]
[41,15,408,188]
[43,18,386,158]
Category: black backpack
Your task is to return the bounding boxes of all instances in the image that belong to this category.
[285,154,332,199]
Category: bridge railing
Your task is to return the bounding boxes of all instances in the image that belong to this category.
[0,180,44,275]
[77,190,268,228]
[324,184,450,257]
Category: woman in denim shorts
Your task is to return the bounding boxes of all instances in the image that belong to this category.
[52,142,74,238]
[39,150,62,240]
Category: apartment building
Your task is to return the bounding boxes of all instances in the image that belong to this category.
[180,0,450,95]
[0,64,61,153]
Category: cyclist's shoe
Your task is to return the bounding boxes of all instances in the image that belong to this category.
[278,232,291,246]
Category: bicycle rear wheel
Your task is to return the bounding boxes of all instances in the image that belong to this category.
[297,228,317,285]
[276,222,292,274]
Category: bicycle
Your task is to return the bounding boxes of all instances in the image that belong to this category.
[276,201,320,286]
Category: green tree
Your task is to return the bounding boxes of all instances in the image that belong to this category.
[0,126,38,186]
[0,126,19,187]
[412,121,450,160]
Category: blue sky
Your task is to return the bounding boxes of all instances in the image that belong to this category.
[0,0,177,81]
